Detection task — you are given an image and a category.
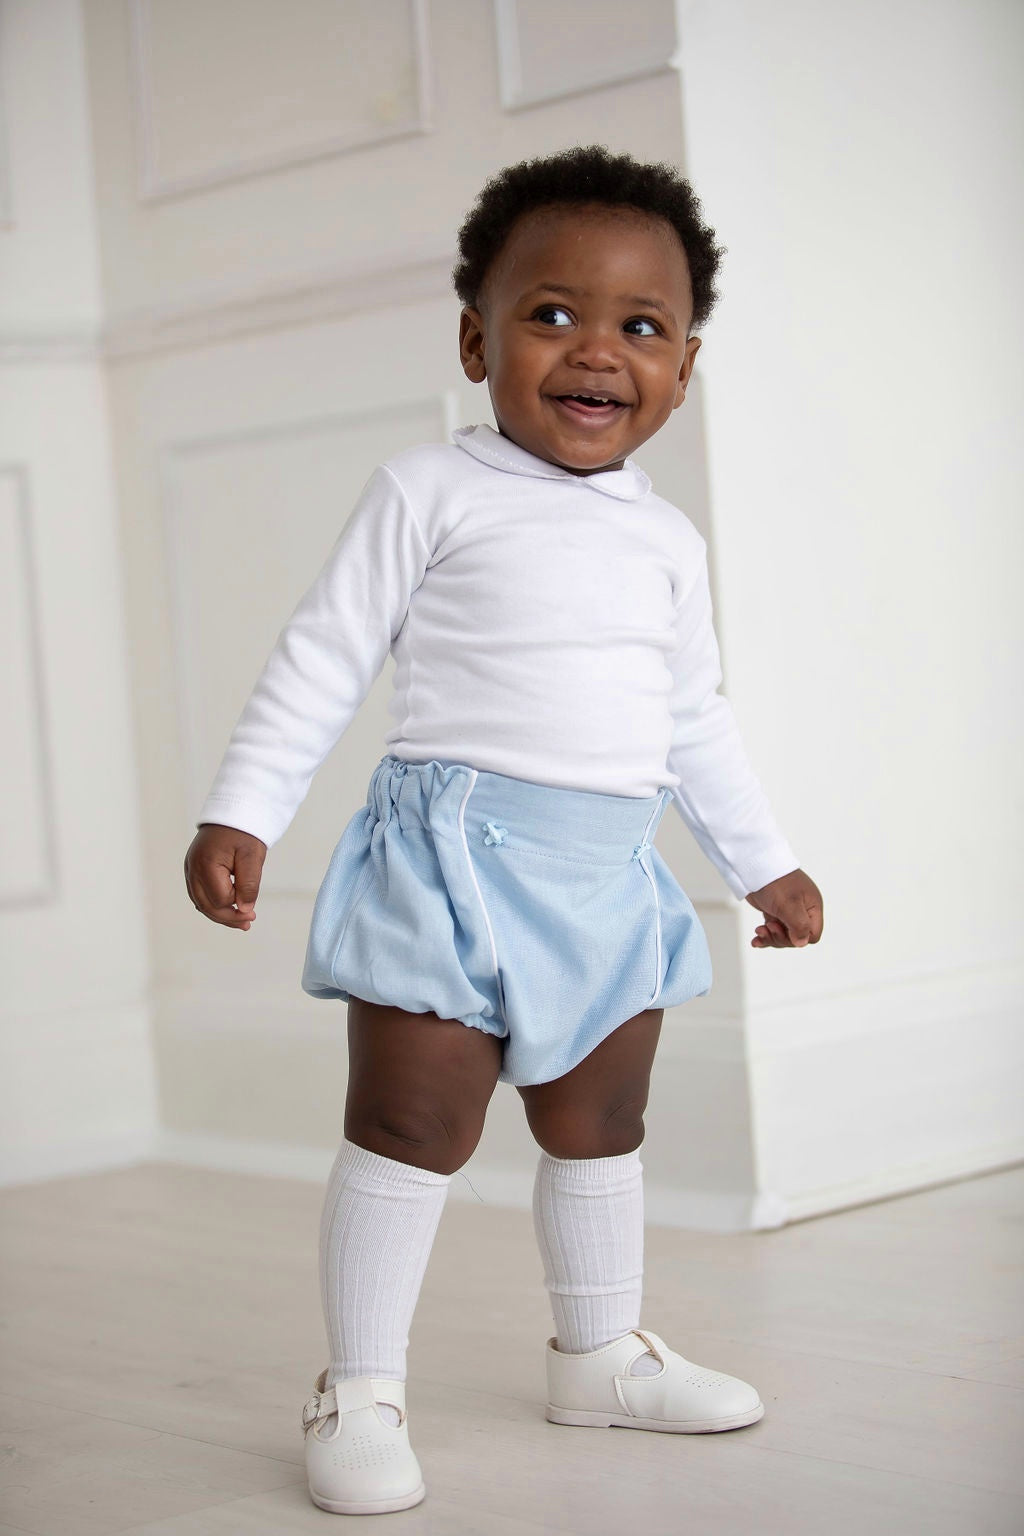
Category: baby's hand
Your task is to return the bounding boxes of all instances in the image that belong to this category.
[745,869,823,949]
[184,824,267,931]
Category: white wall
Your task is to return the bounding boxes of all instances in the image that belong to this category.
[6,0,1018,1227]
[675,0,1024,1214]
[0,0,158,1182]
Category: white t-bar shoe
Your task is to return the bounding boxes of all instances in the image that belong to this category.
[302,1368,426,1514]
[544,1328,765,1433]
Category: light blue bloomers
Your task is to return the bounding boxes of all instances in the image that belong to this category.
[301,755,712,1087]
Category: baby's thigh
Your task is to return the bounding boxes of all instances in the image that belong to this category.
[343,996,503,1174]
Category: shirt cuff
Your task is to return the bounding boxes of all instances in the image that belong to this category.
[195,794,286,848]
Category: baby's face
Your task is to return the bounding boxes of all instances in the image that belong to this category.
[459,204,701,475]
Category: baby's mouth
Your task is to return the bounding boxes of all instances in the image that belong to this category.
[551,393,629,423]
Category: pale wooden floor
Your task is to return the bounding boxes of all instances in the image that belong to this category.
[0,1161,1022,1536]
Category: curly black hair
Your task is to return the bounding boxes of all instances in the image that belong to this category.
[453,145,726,333]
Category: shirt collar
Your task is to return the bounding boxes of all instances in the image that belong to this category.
[452,423,651,502]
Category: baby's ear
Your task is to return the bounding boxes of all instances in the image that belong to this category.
[459,307,487,383]
[674,335,702,407]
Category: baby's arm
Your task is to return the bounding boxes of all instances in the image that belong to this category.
[184,465,432,929]
[667,541,823,947]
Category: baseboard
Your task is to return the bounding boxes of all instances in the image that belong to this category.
[6,1125,1019,1232]
[775,1139,1024,1225]
[149,1129,1024,1234]
[0,1129,160,1189]
[152,1130,532,1209]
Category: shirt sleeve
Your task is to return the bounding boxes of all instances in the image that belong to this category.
[195,463,432,848]
[666,542,799,900]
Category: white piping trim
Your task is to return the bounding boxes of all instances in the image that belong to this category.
[636,793,668,1006]
[456,770,508,1026]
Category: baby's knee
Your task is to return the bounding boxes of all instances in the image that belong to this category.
[529,1102,645,1161]
[344,1104,482,1176]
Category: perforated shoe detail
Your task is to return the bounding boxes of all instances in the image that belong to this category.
[331,1433,404,1471]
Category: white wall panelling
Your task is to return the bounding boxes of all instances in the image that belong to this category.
[1,253,456,365]
[0,330,100,365]
[82,0,687,331]
[2,0,739,1206]
[101,253,455,364]
[0,2,159,1187]
[129,0,433,202]
[0,464,57,907]
[493,0,678,110]
[0,0,103,336]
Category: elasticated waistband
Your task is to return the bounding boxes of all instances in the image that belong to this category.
[369,754,669,865]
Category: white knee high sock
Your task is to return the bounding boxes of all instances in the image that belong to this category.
[320,1137,450,1411]
[532,1148,659,1370]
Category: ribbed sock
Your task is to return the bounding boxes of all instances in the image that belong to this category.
[319,1137,451,1426]
[532,1147,661,1375]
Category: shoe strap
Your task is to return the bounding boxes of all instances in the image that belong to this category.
[302,1377,369,1428]
[610,1331,669,1412]
[302,1375,405,1429]
[631,1328,667,1361]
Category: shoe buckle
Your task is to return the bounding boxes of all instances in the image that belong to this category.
[301,1384,336,1429]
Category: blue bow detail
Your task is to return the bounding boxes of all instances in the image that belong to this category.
[483,822,508,847]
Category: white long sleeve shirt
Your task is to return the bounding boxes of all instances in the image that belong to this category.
[196,423,798,900]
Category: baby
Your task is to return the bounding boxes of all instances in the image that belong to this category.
[185,144,824,1517]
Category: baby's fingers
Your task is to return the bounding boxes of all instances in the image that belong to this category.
[751,918,791,948]
[231,845,263,918]
[193,868,254,928]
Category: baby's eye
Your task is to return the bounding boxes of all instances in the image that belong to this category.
[624,317,660,337]
[534,306,573,327]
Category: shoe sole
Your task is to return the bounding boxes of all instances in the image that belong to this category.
[546,1401,765,1432]
[310,1482,426,1514]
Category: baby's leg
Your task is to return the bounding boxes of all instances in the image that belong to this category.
[319,999,502,1412]
[517,1006,663,1160]
[520,1008,664,1359]
[344,996,503,1173]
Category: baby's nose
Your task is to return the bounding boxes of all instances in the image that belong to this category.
[564,330,623,369]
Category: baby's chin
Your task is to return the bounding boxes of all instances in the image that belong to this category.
[540,444,630,476]
[496,423,630,477]
[555,455,627,477]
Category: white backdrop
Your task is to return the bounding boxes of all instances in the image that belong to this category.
[1,0,1020,1227]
